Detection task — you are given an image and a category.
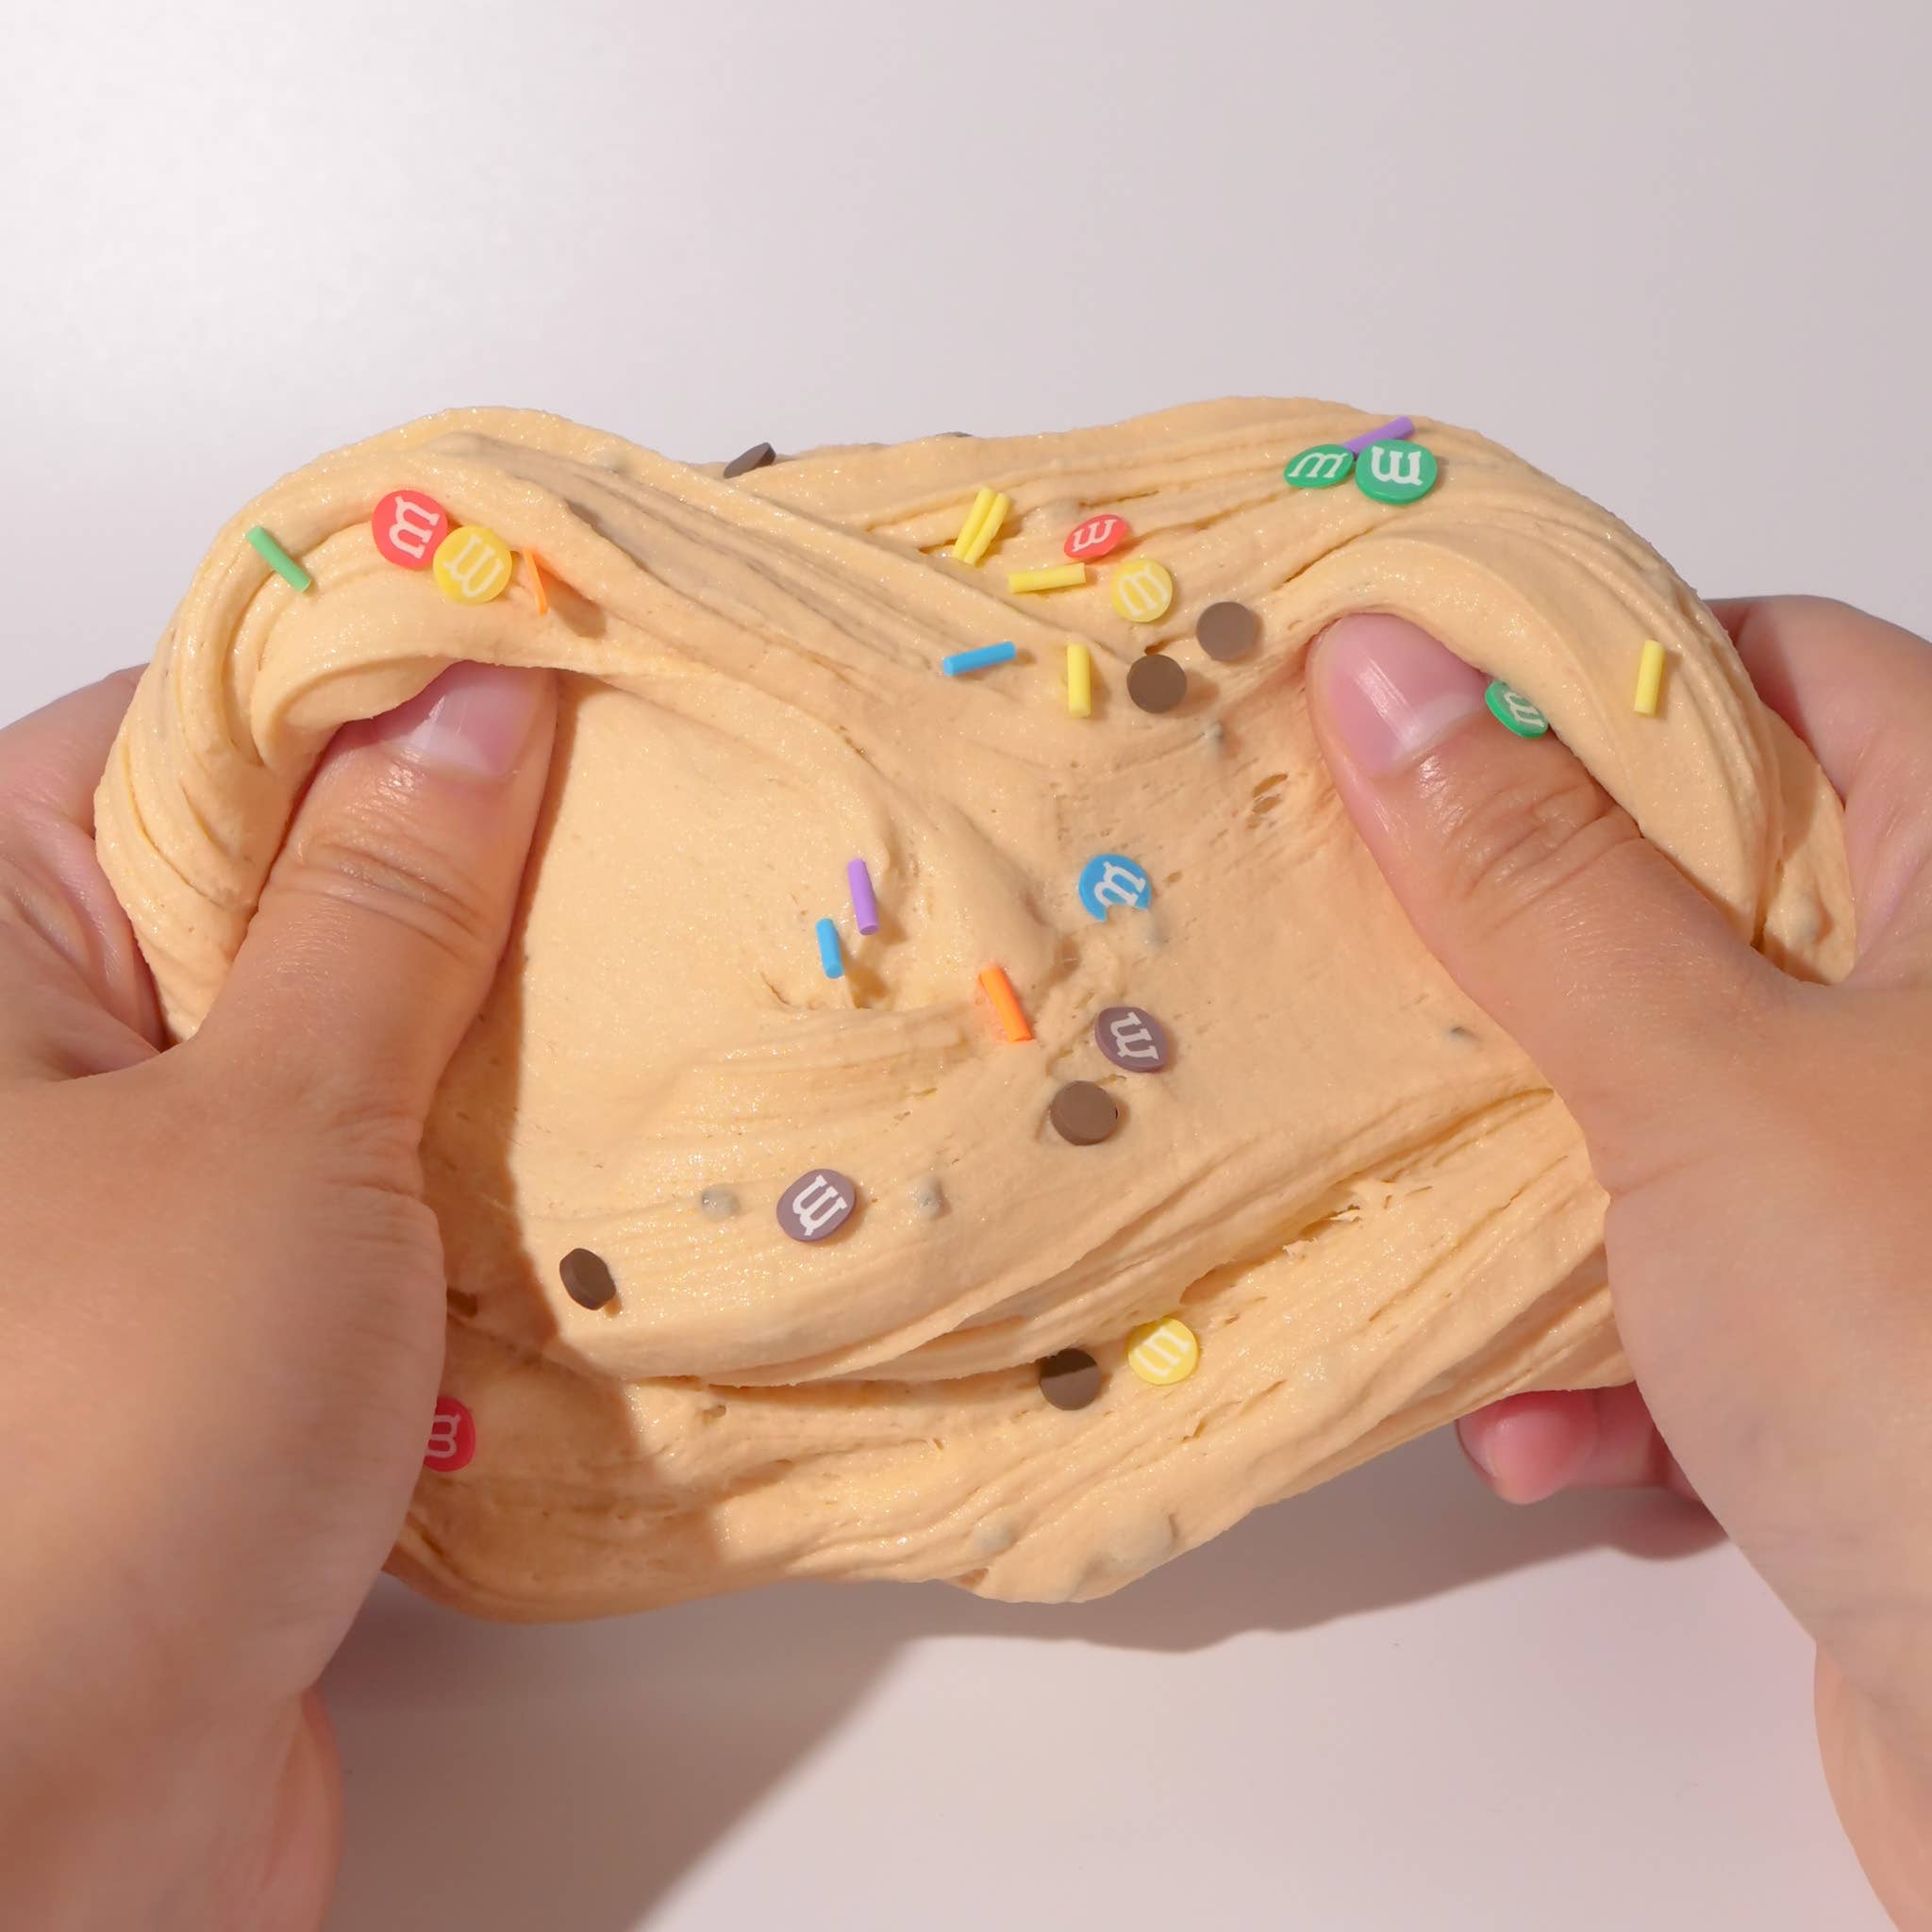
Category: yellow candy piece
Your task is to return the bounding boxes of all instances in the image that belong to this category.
[1008,562,1087,593]
[1125,1314,1199,1386]
[433,525,514,606]
[953,487,996,559]
[1633,638,1666,716]
[959,491,1011,566]
[1066,641,1091,718]
[1110,558,1174,625]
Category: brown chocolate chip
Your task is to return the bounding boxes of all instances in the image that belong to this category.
[1049,1080,1120,1145]
[1039,1347,1103,1410]
[1093,1006,1172,1073]
[559,1247,617,1310]
[1196,599,1260,662]
[1125,653,1188,714]
[776,1169,858,1242]
[723,441,776,478]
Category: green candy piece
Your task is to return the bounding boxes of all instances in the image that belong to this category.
[1282,442,1356,489]
[1354,438,1439,505]
[246,525,312,593]
[1485,680,1550,738]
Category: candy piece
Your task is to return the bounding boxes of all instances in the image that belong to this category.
[1064,513,1129,560]
[910,1177,946,1220]
[1094,1006,1171,1072]
[559,1247,617,1310]
[699,1187,740,1220]
[432,525,514,605]
[941,641,1018,677]
[1634,639,1667,716]
[1126,654,1187,713]
[776,1169,858,1242]
[846,858,880,935]
[1354,439,1439,505]
[371,489,450,569]
[977,964,1033,1042]
[723,441,776,478]
[816,917,844,979]
[1196,599,1259,662]
[424,1395,475,1473]
[1049,1080,1119,1146]
[1109,558,1174,625]
[1039,1348,1103,1411]
[1283,444,1355,489]
[1066,641,1092,718]
[524,551,549,615]
[1008,562,1087,593]
[1341,415,1415,454]
[1077,853,1152,920]
[953,487,1011,564]
[1125,1315,1199,1386]
[1485,680,1551,738]
[245,525,312,591]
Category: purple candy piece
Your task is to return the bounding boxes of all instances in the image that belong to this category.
[847,858,880,936]
[1341,415,1415,455]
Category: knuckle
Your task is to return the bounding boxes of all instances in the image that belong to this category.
[1436,762,1637,933]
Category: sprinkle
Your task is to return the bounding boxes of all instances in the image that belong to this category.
[1125,1315,1199,1386]
[372,490,449,569]
[723,441,776,478]
[941,641,1017,677]
[776,1169,858,1242]
[433,525,514,604]
[1126,654,1188,713]
[846,858,880,935]
[1634,639,1667,716]
[699,1186,740,1220]
[424,1395,476,1473]
[1008,562,1087,594]
[977,964,1033,1042]
[1485,680,1551,738]
[1049,1080,1120,1146]
[953,487,1011,564]
[1066,641,1092,717]
[1283,444,1355,488]
[246,525,312,592]
[1342,415,1415,454]
[1196,599,1260,662]
[524,550,549,615]
[1109,558,1174,625]
[911,1178,946,1220]
[1201,720,1226,753]
[1354,440,1439,505]
[559,1248,617,1310]
[1064,513,1129,560]
[1077,853,1153,920]
[1094,1006,1171,1072]
[1039,1348,1103,1411]
[816,917,844,979]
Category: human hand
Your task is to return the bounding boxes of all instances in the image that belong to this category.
[0,661,556,1930]
[1307,597,1932,1926]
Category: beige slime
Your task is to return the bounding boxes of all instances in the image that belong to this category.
[96,401,1852,1617]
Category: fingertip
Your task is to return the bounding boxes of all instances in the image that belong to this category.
[1457,1392,1598,1505]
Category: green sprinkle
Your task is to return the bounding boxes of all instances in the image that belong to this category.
[1354,439,1439,505]
[246,525,312,592]
[1485,680,1550,738]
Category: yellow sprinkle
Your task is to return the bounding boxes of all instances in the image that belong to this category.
[1066,641,1092,717]
[1125,1315,1199,1387]
[953,487,996,559]
[1109,558,1174,625]
[958,491,1011,567]
[1008,562,1088,594]
[1634,638,1667,716]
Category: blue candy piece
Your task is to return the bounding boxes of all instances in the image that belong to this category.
[941,641,1018,677]
[816,916,844,979]
[1077,853,1153,921]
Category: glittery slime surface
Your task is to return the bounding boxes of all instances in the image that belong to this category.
[97,401,1852,1616]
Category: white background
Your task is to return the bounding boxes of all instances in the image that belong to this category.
[4,4,1924,1926]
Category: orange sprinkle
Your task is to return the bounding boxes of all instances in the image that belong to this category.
[977,964,1033,1043]
[524,550,549,616]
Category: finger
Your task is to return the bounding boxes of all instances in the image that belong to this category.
[1710,596,1932,982]
[1307,614,1774,1174]
[1457,1387,1700,1505]
[198,664,557,1129]
[0,667,143,833]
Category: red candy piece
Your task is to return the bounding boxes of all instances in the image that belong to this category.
[424,1394,475,1473]
[1064,513,1129,561]
[372,489,451,570]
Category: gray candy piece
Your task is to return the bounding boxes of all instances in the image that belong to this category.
[1092,1006,1172,1073]
[776,1169,858,1242]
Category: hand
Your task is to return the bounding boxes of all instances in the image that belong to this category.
[0,662,556,1930]
[1307,597,1932,1926]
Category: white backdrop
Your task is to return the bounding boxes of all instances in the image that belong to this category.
[4,4,1922,1926]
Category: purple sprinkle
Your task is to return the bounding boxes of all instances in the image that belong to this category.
[847,858,880,936]
[1341,415,1415,455]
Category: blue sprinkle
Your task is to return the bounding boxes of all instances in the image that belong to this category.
[1077,853,1153,921]
[941,641,1018,677]
[816,917,844,979]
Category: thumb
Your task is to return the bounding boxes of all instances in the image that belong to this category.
[199,662,557,1126]
[1307,614,1771,1169]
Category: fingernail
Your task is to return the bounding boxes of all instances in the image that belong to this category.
[1314,614,1490,775]
[1457,1416,1499,1481]
[375,664,544,781]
